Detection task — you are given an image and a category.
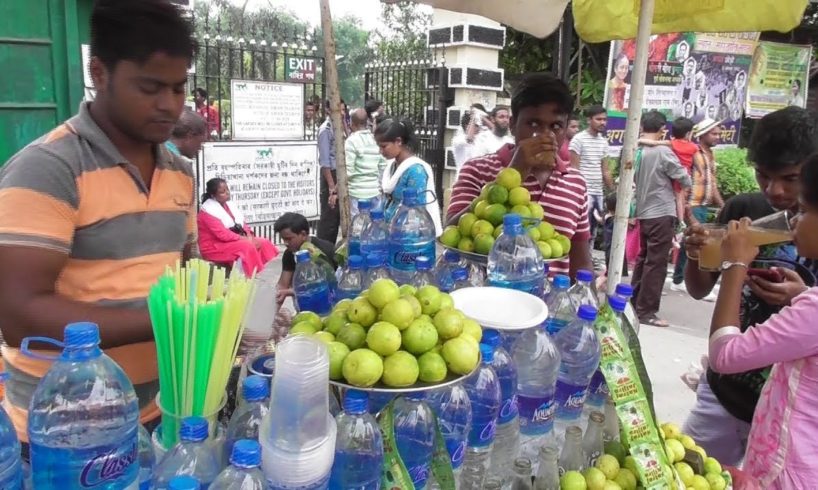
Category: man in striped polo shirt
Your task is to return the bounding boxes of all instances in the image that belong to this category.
[448,73,594,277]
[0,0,196,442]
[346,108,386,214]
[570,105,613,245]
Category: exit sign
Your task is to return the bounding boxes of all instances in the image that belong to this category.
[285,56,319,83]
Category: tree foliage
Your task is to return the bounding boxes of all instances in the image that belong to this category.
[373,2,433,63]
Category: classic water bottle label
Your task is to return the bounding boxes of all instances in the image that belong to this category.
[498,394,519,424]
[407,464,431,487]
[587,369,609,406]
[468,417,497,448]
[388,242,435,272]
[32,435,138,489]
[448,440,466,469]
[554,381,589,421]
[517,394,555,435]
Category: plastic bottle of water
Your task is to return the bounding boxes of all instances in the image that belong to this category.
[615,283,633,299]
[510,458,534,490]
[487,214,544,296]
[337,255,365,301]
[544,275,575,335]
[387,188,436,285]
[361,209,389,259]
[210,439,265,490]
[293,250,331,315]
[427,383,471,484]
[534,447,559,490]
[451,267,471,291]
[394,393,436,489]
[460,344,501,490]
[582,411,605,468]
[412,256,436,288]
[169,475,200,489]
[226,375,270,457]
[541,263,552,304]
[138,424,155,490]
[558,426,585,475]
[367,392,395,416]
[553,306,601,445]
[152,417,221,489]
[584,295,627,418]
[435,249,462,293]
[512,320,561,467]
[329,390,383,490]
[364,253,391,287]
[349,199,373,258]
[0,374,22,490]
[483,330,520,484]
[27,322,139,489]
[568,269,598,308]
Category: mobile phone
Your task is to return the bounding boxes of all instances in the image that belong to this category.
[747,268,783,282]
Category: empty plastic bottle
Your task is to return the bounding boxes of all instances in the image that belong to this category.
[152,417,221,490]
[367,392,395,416]
[544,275,574,335]
[0,374,22,490]
[394,393,436,490]
[568,269,598,308]
[534,447,560,490]
[364,253,391,287]
[582,411,605,468]
[487,214,544,296]
[361,209,389,259]
[226,375,270,457]
[138,424,155,490]
[412,256,437,289]
[451,267,471,291]
[482,477,503,490]
[460,344,501,490]
[349,199,373,258]
[337,255,365,301]
[293,250,332,315]
[27,322,139,489]
[436,249,462,292]
[558,426,585,475]
[483,330,520,484]
[169,475,200,490]
[210,439,265,490]
[427,383,472,481]
[387,188,436,285]
[510,458,534,490]
[329,390,383,490]
[553,306,601,444]
[512,320,561,466]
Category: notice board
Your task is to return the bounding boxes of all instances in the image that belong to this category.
[230,79,304,140]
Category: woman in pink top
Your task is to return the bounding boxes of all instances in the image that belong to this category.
[708,155,818,488]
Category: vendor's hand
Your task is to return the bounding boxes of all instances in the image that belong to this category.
[509,131,558,172]
[748,267,807,306]
[683,222,709,260]
[276,288,294,304]
[721,218,759,265]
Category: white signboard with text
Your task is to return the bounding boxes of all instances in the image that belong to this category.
[201,142,319,225]
[230,80,304,140]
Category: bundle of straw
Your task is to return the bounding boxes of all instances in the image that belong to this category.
[148,259,256,449]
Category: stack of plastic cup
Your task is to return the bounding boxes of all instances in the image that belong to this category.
[261,335,337,489]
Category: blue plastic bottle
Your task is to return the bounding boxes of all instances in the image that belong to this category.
[169,475,201,489]
[553,306,601,443]
[482,330,520,483]
[394,393,436,489]
[210,440,265,490]
[545,275,575,335]
[293,250,332,315]
[511,318,561,466]
[568,269,598,308]
[460,344,501,489]
[427,383,471,480]
[226,375,270,457]
[387,188,437,285]
[435,249,462,293]
[487,214,544,296]
[337,255,365,301]
[364,253,391,287]
[138,424,155,490]
[329,390,384,490]
[152,417,222,489]
[412,256,437,288]
[361,209,389,259]
[27,322,139,490]
[451,267,471,291]
[349,200,373,258]
[0,374,22,490]
[585,296,627,416]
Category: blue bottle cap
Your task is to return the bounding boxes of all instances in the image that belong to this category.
[453,268,468,281]
[365,254,381,268]
[348,255,364,269]
[230,439,262,468]
[168,476,200,490]
[482,329,501,348]
[370,209,384,220]
[608,295,628,313]
[242,375,270,402]
[64,322,100,348]
[577,305,598,322]
[343,389,369,414]
[359,199,372,210]
[615,283,634,298]
[402,189,419,206]
[295,250,310,263]
[553,274,571,289]
[179,416,209,442]
[444,249,461,262]
[479,343,495,363]
[415,256,432,271]
[576,269,594,283]
[503,213,522,228]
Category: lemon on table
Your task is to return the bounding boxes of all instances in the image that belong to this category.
[458,213,478,238]
[292,311,322,331]
[417,351,448,382]
[546,238,564,258]
[474,199,489,219]
[508,186,531,206]
[536,240,553,259]
[342,348,383,387]
[555,233,571,254]
[528,202,545,220]
[484,204,506,226]
[470,219,494,238]
[402,320,439,355]
[368,278,400,309]
[473,234,495,255]
[527,227,541,241]
[496,167,522,189]
[457,237,475,253]
[382,351,419,387]
[366,321,402,356]
[537,221,556,240]
[493,225,504,239]
[486,184,509,205]
[511,204,532,219]
[440,226,461,248]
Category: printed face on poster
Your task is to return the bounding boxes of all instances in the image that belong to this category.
[745,41,811,118]
[231,80,304,140]
[603,32,760,149]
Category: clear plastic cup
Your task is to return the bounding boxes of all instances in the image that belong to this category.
[154,391,227,450]
[260,413,336,488]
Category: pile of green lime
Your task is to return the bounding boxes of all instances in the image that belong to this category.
[439,167,572,258]
[288,279,483,388]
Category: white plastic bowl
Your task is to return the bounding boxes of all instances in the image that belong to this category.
[450,287,549,331]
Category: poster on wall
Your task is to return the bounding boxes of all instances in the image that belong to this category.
[201,142,319,225]
[230,80,304,140]
[745,41,811,118]
[603,32,759,150]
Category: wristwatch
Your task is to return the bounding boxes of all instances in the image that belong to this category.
[720,261,748,271]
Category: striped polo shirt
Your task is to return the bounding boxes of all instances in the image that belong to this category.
[448,144,590,275]
[569,130,609,196]
[0,102,196,439]
[346,128,386,199]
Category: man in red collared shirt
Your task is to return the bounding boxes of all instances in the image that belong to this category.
[193,87,220,138]
[447,73,593,278]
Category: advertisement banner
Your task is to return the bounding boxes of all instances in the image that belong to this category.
[745,41,811,118]
[604,32,759,150]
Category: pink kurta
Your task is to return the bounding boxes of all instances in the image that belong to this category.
[709,287,818,488]
[197,211,278,276]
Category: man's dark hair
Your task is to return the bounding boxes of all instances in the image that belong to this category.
[491,106,510,118]
[671,117,694,139]
[274,212,310,235]
[324,98,347,111]
[584,105,606,118]
[748,106,818,170]
[365,99,383,117]
[511,73,573,117]
[91,0,195,71]
[568,113,581,123]
[172,109,207,138]
[641,110,667,133]
[801,153,818,207]
[193,87,207,100]
[305,101,316,108]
